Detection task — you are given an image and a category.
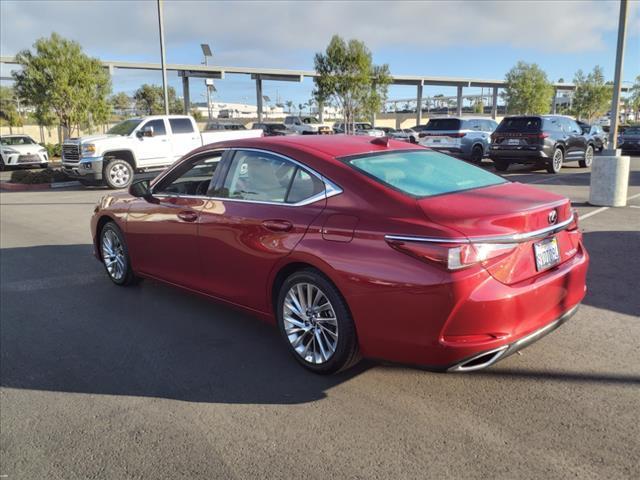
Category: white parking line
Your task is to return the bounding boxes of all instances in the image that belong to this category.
[579,192,640,221]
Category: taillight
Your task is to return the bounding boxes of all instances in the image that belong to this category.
[387,239,517,271]
[567,208,579,231]
[537,132,549,139]
[448,133,466,138]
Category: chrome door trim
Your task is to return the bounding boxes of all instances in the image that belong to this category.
[385,213,575,245]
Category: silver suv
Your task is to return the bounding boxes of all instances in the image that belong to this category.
[419,117,498,163]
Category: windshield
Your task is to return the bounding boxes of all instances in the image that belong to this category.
[425,119,462,131]
[0,136,36,146]
[357,123,373,130]
[107,119,142,136]
[346,150,505,198]
[303,117,319,124]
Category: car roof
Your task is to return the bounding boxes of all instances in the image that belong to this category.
[193,134,424,159]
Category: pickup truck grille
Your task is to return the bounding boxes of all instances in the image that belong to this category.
[62,144,80,162]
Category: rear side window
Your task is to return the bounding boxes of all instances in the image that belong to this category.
[169,118,195,134]
[346,150,505,198]
[287,168,325,204]
[425,119,462,131]
[497,117,541,132]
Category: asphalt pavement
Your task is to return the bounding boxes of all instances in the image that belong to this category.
[1,157,639,479]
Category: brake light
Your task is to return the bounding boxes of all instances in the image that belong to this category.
[448,133,466,138]
[387,239,517,270]
[567,208,579,231]
[537,132,549,139]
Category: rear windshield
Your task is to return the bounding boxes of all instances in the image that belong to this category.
[425,119,462,131]
[496,117,541,132]
[623,127,640,135]
[346,150,505,198]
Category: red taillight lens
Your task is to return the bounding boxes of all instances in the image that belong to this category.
[537,132,549,139]
[448,132,466,138]
[387,239,517,271]
[567,208,579,231]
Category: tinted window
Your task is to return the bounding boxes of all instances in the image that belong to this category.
[1,136,36,145]
[623,127,640,135]
[465,120,481,130]
[347,150,505,198]
[155,153,221,196]
[143,119,166,136]
[287,168,325,203]
[169,118,195,134]
[543,117,563,131]
[220,151,296,202]
[497,117,541,132]
[425,119,462,131]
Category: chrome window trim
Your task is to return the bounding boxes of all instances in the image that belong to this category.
[150,146,342,207]
[385,213,574,245]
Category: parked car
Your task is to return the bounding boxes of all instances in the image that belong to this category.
[577,121,608,151]
[617,126,640,154]
[0,134,49,170]
[490,115,595,173]
[253,122,289,136]
[61,115,262,189]
[204,121,247,131]
[418,117,498,163]
[333,122,385,137]
[284,116,332,135]
[376,127,418,143]
[92,135,588,374]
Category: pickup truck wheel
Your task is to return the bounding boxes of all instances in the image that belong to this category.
[579,145,594,168]
[546,148,563,173]
[104,159,134,189]
[99,221,141,286]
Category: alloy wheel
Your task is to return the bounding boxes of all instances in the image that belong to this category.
[101,229,126,281]
[585,146,593,167]
[283,283,339,364]
[109,163,131,188]
[553,149,563,171]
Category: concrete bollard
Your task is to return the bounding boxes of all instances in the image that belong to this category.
[589,154,630,207]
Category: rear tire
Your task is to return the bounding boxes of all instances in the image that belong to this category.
[103,158,134,189]
[470,145,484,164]
[277,269,360,374]
[547,147,563,174]
[99,221,141,286]
[579,145,593,168]
[493,159,510,172]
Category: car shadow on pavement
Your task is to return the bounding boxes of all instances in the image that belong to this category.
[0,244,368,405]
[581,231,640,317]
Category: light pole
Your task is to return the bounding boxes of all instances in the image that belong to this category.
[201,44,213,121]
[607,0,628,152]
[157,0,169,115]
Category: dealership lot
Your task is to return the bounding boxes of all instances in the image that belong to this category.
[1,159,639,479]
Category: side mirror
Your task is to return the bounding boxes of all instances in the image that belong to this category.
[129,179,153,200]
[137,126,154,138]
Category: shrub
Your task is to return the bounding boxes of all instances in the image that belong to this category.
[10,168,69,184]
[45,143,62,158]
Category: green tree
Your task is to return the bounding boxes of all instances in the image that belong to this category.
[110,92,131,114]
[628,75,640,117]
[571,66,612,121]
[285,100,294,113]
[190,108,203,122]
[313,35,391,134]
[504,61,554,114]
[0,86,23,129]
[13,33,111,138]
[473,99,484,114]
[133,84,183,115]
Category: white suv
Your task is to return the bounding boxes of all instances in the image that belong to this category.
[0,135,49,170]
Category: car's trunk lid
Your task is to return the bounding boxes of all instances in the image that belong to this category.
[417,182,578,284]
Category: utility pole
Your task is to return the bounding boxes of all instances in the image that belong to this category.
[607,0,628,151]
[157,0,169,115]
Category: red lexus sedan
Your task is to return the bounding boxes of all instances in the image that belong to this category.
[91,135,588,374]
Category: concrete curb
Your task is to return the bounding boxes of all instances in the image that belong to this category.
[0,180,81,192]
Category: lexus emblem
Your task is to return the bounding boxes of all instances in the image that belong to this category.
[548,210,558,225]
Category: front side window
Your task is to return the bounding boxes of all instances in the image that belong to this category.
[346,150,505,198]
[154,152,222,196]
[169,118,195,134]
[143,119,166,136]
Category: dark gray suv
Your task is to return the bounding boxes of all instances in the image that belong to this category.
[490,115,595,173]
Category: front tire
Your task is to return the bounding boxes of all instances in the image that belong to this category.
[579,145,594,168]
[277,269,360,374]
[103,159,134,189]
[547,147,564,174]
[99,221,140,286]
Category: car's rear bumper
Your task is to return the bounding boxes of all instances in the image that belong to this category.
[619,143,640,153]
[489,146,551,162]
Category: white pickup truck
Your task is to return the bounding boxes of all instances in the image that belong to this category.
[61,115,262,189]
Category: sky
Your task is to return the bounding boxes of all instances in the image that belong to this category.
[1,0,639,108]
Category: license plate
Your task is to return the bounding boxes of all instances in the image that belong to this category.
[506,138,521,145]
[432,139,441,143]
[534,237,560,271]
[19,155,40,163]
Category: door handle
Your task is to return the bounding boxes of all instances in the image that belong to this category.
[178,210,198,222]
[262,219,293,232]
